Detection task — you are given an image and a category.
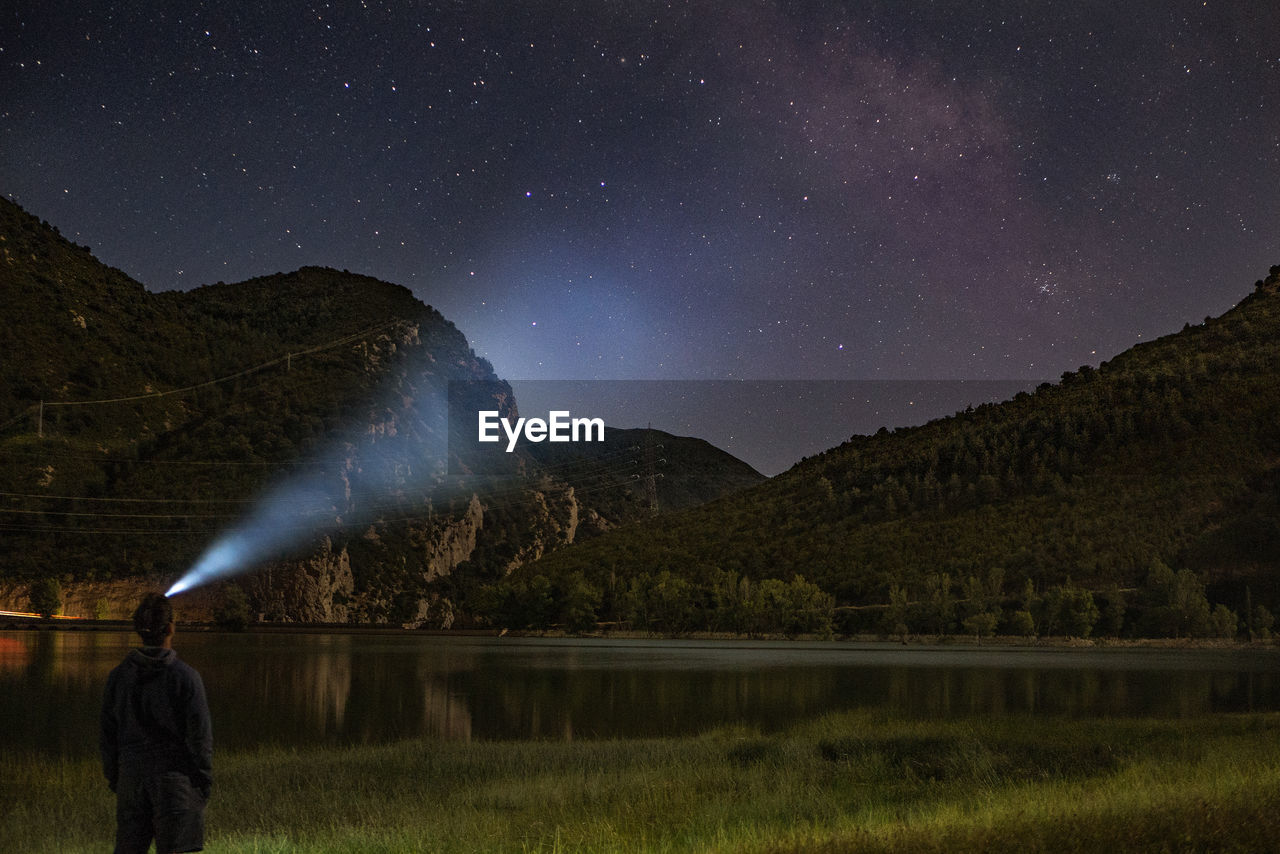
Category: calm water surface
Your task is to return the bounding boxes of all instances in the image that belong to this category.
[2,630,1278,759]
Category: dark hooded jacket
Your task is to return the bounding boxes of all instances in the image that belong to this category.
[100,647,213,796]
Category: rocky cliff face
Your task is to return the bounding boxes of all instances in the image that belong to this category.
[245,537,356,623]
[502,484,581,572]
[222,490,487,624]
[421,494,484,581]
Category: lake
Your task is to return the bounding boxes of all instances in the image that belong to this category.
[2,630,1278,760]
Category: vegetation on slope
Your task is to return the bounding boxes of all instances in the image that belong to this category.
[0,197,496,590]
[503,267,1280,639]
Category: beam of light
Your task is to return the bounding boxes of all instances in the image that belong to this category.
[162,348,488,599]
[165,472,342,598]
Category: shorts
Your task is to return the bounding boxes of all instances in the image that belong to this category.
[115,770,207,854]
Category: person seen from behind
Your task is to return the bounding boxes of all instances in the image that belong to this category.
[101,592,213,854]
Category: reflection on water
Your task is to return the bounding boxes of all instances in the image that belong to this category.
[2,631,1278,760]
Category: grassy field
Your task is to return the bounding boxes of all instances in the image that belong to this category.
[4,712,1279,853]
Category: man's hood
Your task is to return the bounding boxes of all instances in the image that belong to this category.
[126,647,176,672]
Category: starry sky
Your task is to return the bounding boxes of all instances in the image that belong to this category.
[3,1,1278,472]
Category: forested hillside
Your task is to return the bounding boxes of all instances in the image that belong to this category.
[0,196,500,603]
[507,267,1280,639]
[0,198,762,622]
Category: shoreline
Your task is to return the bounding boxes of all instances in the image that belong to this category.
[2,616,1276,651]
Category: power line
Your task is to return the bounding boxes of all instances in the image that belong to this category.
[0,448,328,467]
[0,460,649,532]
[1,319,405,441]
[0,435,644,512]
[0,524,217,535]
[34,320,403,410]
[0,453,641,515]
[0,475,650,535]
[0,490,254,504]
[0,507,237,520]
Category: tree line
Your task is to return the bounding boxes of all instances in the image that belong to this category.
[454,558,1275,641]
[469,567,835,637]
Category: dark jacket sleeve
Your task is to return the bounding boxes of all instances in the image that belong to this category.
[99,669,119,792]
[183,667,213,797]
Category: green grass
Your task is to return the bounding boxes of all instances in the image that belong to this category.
[4,713,1280,853]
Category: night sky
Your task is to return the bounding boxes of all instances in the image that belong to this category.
[3,2,1278,472]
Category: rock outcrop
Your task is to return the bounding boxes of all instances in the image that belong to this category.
[245,537,356,623]
[421,494,484,582]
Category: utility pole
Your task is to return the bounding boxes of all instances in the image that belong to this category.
[37,401,43,439]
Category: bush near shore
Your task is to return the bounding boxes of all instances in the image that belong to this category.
[5,711,1279,853]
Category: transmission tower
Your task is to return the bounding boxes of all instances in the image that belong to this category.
[643,424,663,515]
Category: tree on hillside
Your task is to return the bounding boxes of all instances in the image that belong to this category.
[1249,604,1274,640]
[1209,604,1239,639]
[618,571,697,635]
[1002,578,1038,637]
[1168,569,1212,637]
[882,583,910,640]
[1037,582,1099,638]
[1140,562,1214,637]
[214,584,252,631]
[920,573,955,635]
[1098,584,1127,637]
[779,575,835,638]
[961,567,1003,641]
[28,578,63,618]
[709,569,750,634]
[560,572,602,634]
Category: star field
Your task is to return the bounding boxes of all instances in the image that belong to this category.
[2,2,1278,446]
